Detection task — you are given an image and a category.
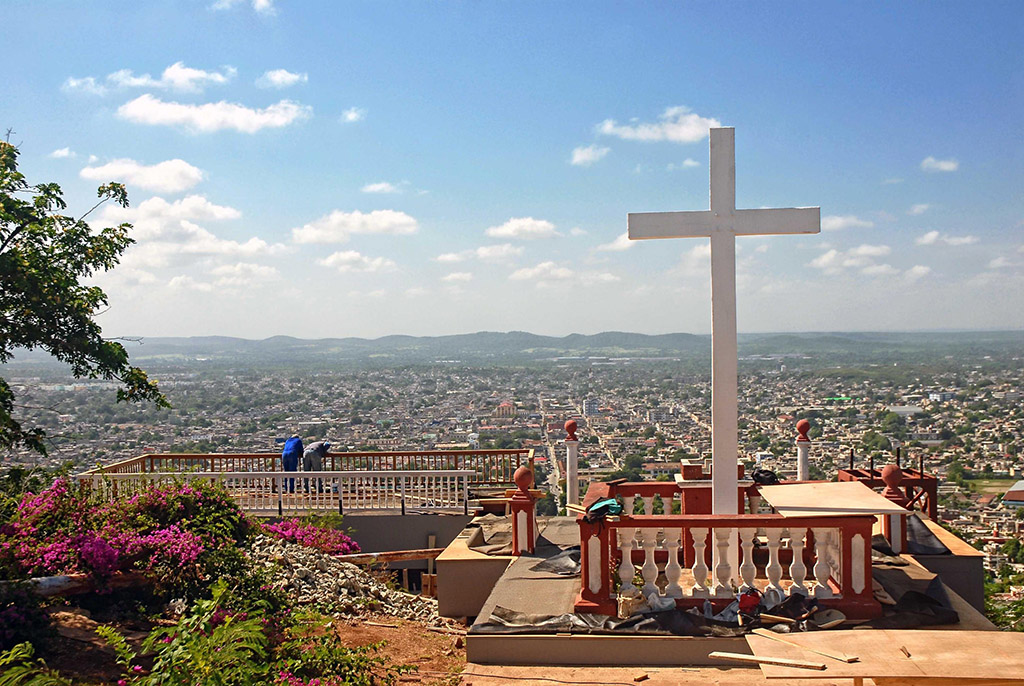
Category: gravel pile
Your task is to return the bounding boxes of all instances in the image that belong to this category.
[247,534,446,625]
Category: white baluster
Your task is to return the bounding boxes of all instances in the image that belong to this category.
[642,496,654,515]
[765,528,785,599]
[748,492,762,514]
[738,527,757,592]
[665,528,683,598]
[640,527,659,596]
[618,526,636,593]
[623,495,636,517]
[713,528,733,597]
[811,527,834,598]
[788,527,808,596]
[690,527,710,598]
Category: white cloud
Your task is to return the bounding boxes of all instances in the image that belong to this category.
[988,256,1014,270]
[117,94,311,133]
[508,261,617,287]
[809,249,840,271]
[48,147,75,159]
[434,243,524,263]
[847,244,891,258]
[921,156,959,172]
[570,227,588,236]
[80,158,204,193]
[915,230,978,246]
[904,265,931,282]
[680,244,712,271]
[168,275,213,292]
[475,243,523,261]
[861,264,900,276]
[509,261,574,281]
[434,252,465,263]
[340,107,365,123]
[485,217,558,240]
[442,272,473,283]
[61,76,107,95]
[666,159,700,171]
[211,0,276,15]
[907,203,930,216]
[317,250,397,273]
[405,287,427,297]
[596,232,633,252]
[107,62,236,93]
[291,209,418,244]
[808,244,892,273]
[570,144,610,166]
[596,106,721,143]
[210,262,279,286]
[256,69,308,89]
[821,215,874,231]
[99,195,284,267]
[360,182,400,194]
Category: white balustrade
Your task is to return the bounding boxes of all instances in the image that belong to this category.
[75,470,473,515]
[713,528,733,597]
[691,527,710,597]
[811,527,834,598]
[640,527,659,596]
[738,527,756,592]
[764,527,785,600]
[664,528,683,598]
[617,526,637,593]
[789,527,808,596]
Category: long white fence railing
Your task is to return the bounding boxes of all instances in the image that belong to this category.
[74,470,475,516]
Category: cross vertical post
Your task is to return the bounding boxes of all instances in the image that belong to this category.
[627,127,819,581]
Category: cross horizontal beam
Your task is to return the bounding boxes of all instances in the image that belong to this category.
[628,207,820,240]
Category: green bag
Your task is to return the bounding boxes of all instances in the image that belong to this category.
[585,497,623,522]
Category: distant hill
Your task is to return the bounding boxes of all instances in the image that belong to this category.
[7,330,1020,369]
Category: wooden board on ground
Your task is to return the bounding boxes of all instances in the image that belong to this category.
[758,481,910,517]
[746,629,1024,682]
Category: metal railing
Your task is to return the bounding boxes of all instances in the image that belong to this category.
[83,449,533,489]
[75,470,475,516]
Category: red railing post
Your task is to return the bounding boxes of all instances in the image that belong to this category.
[575,516,616,615]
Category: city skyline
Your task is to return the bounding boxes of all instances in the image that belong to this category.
[4,2,1022,338]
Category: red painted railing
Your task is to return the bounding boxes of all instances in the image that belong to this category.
[576,481,880,619]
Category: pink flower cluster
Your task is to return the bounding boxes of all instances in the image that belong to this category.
[262,519,359,556]
[0,477,248,581]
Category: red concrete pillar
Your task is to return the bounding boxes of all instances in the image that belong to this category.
[575,516,616,615]
[510,465,537,555]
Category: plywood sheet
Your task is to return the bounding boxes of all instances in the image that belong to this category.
[747,629,1024,681]
[759,481,909,516]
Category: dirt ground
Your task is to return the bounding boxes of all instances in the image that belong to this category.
[42,607,467,685]
[334,614,467,685]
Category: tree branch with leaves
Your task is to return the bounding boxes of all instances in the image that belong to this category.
[0,141,168,456]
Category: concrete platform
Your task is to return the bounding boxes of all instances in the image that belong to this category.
[464,517,992,667]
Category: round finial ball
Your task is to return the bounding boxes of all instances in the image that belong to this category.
[514,465,534,491]
[564,419,578,440]
[796,419,811,441]
[881,464,903,489]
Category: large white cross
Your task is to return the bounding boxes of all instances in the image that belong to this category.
[628,127,819,519]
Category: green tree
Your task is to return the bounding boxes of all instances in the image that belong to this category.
[0,141,167,455]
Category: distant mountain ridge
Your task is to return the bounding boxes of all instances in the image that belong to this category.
[8,330,1020,368]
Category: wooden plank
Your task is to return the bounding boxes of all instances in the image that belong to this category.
[748,630,1024,680]
[336,548,445,565]
[750,628,857,663]
[759,481,910,516]
[708,651,826,670]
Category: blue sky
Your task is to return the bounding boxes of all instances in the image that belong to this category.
[4,1,1022,338]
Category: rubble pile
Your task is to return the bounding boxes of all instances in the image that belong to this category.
[247,534,446,625]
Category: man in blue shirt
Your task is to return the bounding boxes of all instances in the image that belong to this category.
[281,434,303,493]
